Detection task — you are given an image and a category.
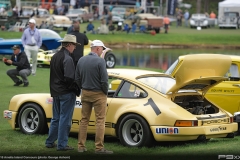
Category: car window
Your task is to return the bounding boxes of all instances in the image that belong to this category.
[165,59,178,75]
[116,81,147,98]
[108,77,123,97]
[138,76,176,94]
[225,63,240,80]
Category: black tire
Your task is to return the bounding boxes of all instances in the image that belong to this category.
[18,103,47,134]
[40,45,47,51]
[104,52,116,68]
[118,114,154,147]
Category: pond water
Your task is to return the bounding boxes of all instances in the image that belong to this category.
[112,48,240,71]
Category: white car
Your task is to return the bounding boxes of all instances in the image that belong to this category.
[189,14,209,28]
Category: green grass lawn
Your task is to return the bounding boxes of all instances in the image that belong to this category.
[0,61,240,159]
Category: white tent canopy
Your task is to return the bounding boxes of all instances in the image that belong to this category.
[219,0,240,7]
[218,0,240,18]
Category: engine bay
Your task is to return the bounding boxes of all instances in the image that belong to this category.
[173,95,219,115]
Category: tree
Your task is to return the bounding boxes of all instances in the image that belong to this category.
[196,0,201,13]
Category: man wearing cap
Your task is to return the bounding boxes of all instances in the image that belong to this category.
[75,40,113,154]
[21,18,42,76]
[45,34,80,151]
[2,45,31,87]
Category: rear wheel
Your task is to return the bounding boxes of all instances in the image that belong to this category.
[18,103,47,134]
[118,114,154,147]
[104,52,116,68]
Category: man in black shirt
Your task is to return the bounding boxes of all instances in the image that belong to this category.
[70,23,88,67]
[45,34,80,151]
[3,45,31,87]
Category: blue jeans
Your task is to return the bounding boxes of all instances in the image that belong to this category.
[45,92,76,150]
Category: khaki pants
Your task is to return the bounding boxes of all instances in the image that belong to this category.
[78,90,107,151]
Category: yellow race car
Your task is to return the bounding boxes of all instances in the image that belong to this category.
[3,54,238,147]
[165,54,240,133]
[36,40,116,68]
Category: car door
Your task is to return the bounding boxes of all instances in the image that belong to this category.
[206,62,240,114]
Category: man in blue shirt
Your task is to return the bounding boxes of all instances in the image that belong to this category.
[21,18,42,76]
[184,10,189,27]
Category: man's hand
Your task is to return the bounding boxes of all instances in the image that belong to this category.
[2,57,7,62]
[2,58,12,64]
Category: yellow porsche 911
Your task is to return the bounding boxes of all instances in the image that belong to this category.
[3,54,238,147]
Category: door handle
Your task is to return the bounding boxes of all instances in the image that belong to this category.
[233,84,240,88]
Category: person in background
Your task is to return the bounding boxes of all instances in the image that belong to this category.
[21,18,42,76]
[2,45,31,87]
[135,0,141,9]
[67,20,79,34]
[70,23,89,67]
[86,20,95,34]
[75,40,113,154]
[163,15,170,34]
[45,34,80,151]
[210,11,216,19]
[184,10,189,27]
[108,20,115,34]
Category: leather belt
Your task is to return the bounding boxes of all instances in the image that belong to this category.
[27,44,36,46]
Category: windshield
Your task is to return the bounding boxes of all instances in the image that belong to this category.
[137,76,176,94]
[68,9,84,14]
[165,59,178,75]
[192,14,206,18]
[224,12,238,18]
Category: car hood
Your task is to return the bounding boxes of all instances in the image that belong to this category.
[167,54,231,94]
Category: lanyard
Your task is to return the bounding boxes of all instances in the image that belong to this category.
[29,28,35,36]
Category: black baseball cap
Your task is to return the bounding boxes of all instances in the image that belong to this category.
[11,45,20,50]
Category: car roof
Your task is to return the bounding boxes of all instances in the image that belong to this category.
[107,68,165,81]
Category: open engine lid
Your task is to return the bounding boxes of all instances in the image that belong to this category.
[167,54,231,93]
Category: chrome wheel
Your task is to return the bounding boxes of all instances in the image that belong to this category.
[18,103,47,134]
[105,53,116,68]
[118,114,153,147]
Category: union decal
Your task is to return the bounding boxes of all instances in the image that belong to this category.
[156,128,179,134]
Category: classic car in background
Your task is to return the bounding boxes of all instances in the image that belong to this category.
[37,40,116,68]
[66,8,93,23]
[4,55,238,147]
[218,12,240,29]
[0,29,61,55]
[189,13,214,28]
[165,54,240,133]
[45,15,72,31]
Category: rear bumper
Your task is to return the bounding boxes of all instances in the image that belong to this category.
[151,123,238,141]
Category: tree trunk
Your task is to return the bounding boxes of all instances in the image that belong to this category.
[204,0,209,13]
[196,0,201,13]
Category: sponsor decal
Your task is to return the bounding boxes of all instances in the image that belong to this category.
[156,128,179,134]
[210,89,234,93]
[46,98,53,104]
[210,126,227,132]
[108,72,120,75]
[203,118,228,125]
[75,100,82,108]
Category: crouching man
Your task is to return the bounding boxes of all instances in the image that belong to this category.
[2,45,31,87]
